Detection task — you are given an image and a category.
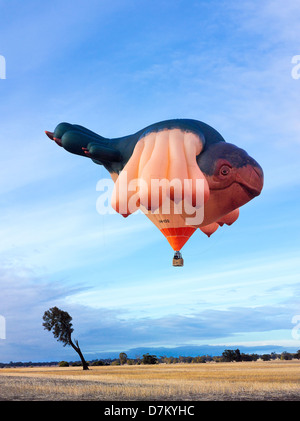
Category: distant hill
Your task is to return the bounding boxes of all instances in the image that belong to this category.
[2,344,297,365]
[95,344,298,360]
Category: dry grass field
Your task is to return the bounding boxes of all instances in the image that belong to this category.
[0,360,299,401]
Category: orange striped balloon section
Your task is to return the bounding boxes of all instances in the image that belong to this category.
[160,226,196,251]
[141,202,197,251]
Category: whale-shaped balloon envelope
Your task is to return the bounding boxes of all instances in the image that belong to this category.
[46,119,264,265]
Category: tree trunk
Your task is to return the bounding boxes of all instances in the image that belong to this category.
[70,339,89,370]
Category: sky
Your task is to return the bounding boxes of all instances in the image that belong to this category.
[0,0,300,362]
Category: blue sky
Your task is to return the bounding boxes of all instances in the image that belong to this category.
[0,0,300,362]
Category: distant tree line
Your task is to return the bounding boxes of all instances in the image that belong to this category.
[2,349,300,368]
[27,307,299,370]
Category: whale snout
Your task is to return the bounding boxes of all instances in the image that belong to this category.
[236,160,264,198]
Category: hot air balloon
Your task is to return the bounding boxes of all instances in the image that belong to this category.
[45,119,263,266]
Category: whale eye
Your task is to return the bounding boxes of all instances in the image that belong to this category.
[219,165,231,176]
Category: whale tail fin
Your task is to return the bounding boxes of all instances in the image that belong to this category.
[45,122,122,164]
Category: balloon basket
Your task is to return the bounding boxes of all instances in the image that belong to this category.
[173,251,184,267]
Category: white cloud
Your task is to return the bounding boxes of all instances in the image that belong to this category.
[65,250,300,320]
[0,186,155,275]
